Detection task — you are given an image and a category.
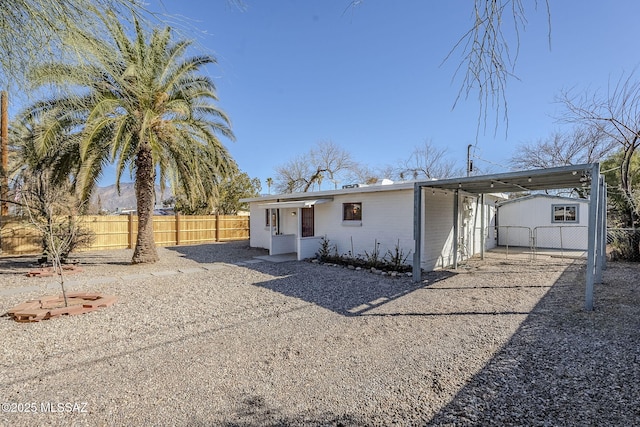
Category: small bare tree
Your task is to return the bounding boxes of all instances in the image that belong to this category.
[19,177,94,307]
[10,110,94,305]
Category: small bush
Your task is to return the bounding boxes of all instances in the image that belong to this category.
[608,229,640,262]
[362,240,384,269]
[315,237,412,273]
[385,240,412,272]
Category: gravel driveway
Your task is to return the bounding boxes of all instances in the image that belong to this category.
[0,241,638,426]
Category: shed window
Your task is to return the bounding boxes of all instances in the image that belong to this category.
[552,204,578,223]
[343,202,362,221]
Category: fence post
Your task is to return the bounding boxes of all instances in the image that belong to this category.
[175,213,181,246]
[505,226,509,259]
[128,212,134,249]
[215,213,220,242]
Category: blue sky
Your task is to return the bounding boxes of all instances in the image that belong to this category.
[96,1,640,188]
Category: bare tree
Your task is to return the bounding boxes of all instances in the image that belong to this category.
[511,127,616,170]
[310,141,354,187]
[343,163,387,186]
[274,141,355,193]
[394,140,462,180]
[559,73,640,226]
[274,155,313,193]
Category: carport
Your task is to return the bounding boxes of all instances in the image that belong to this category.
[412,163,606,311]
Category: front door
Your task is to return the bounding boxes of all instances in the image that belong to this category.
[301,207,314,237]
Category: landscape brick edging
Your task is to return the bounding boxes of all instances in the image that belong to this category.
[7,292,117,322]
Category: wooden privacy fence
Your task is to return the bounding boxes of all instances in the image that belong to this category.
[0,214,250,255]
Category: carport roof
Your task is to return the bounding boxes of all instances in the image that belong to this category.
[415,163,597,195]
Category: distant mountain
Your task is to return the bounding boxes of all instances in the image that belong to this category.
[91,182,173,213]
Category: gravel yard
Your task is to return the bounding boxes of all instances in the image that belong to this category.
[0,241,639,426]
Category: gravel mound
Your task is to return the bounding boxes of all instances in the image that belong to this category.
[0,241,638,426]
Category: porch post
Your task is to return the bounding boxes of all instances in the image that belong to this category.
[296,207,301,261]
[269,208,275,255]
[480,193,486,261]
[412,183,422,282]
[453,190,459,269]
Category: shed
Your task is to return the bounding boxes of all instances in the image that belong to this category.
[497,195,590,250]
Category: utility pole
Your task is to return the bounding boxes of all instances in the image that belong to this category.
[466,144,473,177]
[1,91,8,216]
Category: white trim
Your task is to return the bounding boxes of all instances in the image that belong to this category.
[258,199,332,209]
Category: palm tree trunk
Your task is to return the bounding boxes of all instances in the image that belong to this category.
[132,143,159,264]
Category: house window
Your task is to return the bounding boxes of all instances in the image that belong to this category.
[552,204,578,223]
[343,202,362,221]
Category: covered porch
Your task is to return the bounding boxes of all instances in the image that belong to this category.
[258,198,332,261]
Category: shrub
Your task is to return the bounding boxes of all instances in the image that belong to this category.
[385,239,412,272]
[315,237,412,273]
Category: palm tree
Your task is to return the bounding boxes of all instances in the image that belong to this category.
[29,18,236,263]
[266,177,273,194]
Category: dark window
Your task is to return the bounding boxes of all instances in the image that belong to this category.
[343,202,362,221]
[265,209,277,227]
[301,207,314,237]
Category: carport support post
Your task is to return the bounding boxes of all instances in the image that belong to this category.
[597,177,607,278]
[412,184,422,282]
[585,163,600,311]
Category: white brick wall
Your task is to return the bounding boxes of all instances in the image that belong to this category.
[314,190,415,259]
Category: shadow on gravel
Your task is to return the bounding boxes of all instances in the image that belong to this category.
[188,393,362,426]
[426,261,640,426]
[167,240,268,264]
[250,262,455,317]
[0,255,38,273]
[169,241,463,317]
